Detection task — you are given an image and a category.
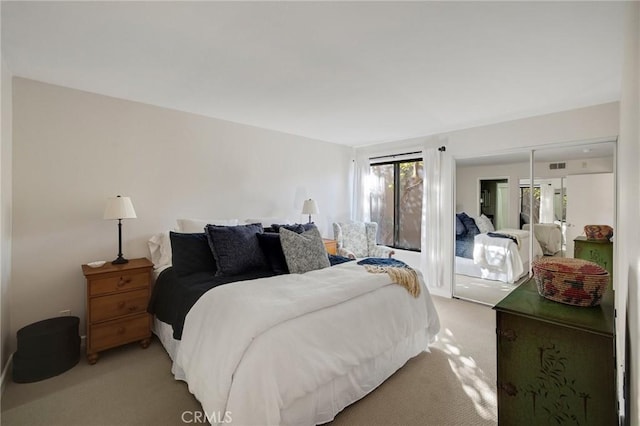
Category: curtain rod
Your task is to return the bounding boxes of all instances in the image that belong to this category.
[369,150,422,161]
[368,146,446,161]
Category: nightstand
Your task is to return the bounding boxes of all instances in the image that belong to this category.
[81,258,153,364]
[323,239,337,255]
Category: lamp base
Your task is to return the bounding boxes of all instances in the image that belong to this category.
[111,256,129,265]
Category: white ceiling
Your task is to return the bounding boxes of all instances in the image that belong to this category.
[1,1,626,146]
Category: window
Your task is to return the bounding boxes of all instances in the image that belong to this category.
[369,159,423,251]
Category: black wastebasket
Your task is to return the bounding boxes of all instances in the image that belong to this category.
[13,316,80,383]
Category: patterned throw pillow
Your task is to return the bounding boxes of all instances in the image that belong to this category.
[279,226,330,274]
[205,223,269,277]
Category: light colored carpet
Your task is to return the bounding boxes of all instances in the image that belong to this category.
[1,296,497,426]
[454,273,525,306]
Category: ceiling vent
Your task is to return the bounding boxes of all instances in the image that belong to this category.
[549,162,566,170]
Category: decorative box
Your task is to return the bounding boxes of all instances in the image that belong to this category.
[584,224,613,241]
[532,257,609,307]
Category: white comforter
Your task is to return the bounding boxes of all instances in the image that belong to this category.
[473,228,542,283]
[174,261,440,425]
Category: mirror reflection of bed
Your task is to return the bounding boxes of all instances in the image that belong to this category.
[454,141,615,306]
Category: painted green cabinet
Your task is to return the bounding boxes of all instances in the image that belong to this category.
[494,278,616,425]
[574,236,613,277]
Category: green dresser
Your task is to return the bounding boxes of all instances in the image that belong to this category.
[494,278,616,425]
[574,236,613,277]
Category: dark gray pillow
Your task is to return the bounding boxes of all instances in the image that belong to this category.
[205,223,269,276]
[279,226,330,274]
[271,223,315,233]
[256,232,289,275]
[169,232,217,277]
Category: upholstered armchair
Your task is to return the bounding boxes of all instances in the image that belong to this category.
[332,221,395,259]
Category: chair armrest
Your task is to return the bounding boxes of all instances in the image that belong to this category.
[371,245,395,258]
[337,248,356,259]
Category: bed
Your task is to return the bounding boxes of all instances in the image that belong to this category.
[523,223,562,255]
[147,221,440,425]
[455,212,542,284]
[456,228,542,283]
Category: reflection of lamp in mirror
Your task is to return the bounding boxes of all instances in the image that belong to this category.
[301,199,318,224]
[104,195,137,264]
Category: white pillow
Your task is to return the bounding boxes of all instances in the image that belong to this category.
[147,231,172,268]
[475,214,495,234]
[176,218,239,233]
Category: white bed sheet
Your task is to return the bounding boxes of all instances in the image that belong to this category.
[169,261,440,425]
[456,229,542,284]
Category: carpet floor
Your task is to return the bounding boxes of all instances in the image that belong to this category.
[454,273,523,306]
[1,296,497,426]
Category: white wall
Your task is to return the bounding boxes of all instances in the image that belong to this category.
[10,78,353,347]
[456,161,528,229]
[618,2,639,424]
[1,57,13,378]
[456,156,615,229]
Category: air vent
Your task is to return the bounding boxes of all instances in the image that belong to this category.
[549,162,566,170]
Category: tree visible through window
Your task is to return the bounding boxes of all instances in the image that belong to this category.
[369,159,423,251]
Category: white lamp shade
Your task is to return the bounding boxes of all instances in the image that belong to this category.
[104,196,137,220]
[301,199,319,215]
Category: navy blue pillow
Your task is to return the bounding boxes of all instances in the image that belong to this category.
[271,223,315,234]
[455,214,467,236]
[458,212,480,236]
[205,223,269,277]
[169,232,217,277]
[256,233,289,275]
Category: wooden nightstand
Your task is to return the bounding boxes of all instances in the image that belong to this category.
[81,258,153,364]
[323,239,337,255]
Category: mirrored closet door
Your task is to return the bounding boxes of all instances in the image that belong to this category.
[453,151,532,305]
[532,141,616,268]
[453,140,616,306]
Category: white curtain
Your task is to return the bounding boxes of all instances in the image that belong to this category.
[420,147,450,290]
[352,149,371,222]
[540,183,555,223]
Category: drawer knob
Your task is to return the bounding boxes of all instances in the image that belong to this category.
[118,301,126,309]
[117,277,132,287]
[117,326,125,334]
[128,305,137,312]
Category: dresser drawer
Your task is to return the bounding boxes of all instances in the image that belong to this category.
[89,272,149,296]
[90,288,149,322]
[90,314,149,352]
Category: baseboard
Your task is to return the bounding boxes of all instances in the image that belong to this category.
[1,352,13,395]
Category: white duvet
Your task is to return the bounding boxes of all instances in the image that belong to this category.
[174,261,440,425]
[473,228,542,283]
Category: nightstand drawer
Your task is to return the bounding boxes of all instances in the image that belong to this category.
[90,314,149,352]
[89,272,149,296]
[90,288,149,322]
